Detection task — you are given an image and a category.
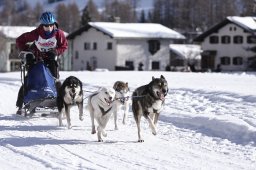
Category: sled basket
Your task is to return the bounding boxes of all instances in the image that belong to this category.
[23,61,57,105]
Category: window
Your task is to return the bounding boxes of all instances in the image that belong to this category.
[233,36,243,44]
[221,36,230,44]
[93,42,97,50]
[84,42,91,50]
[247,36,256,44]
[125,61,134,70]
[75,51,79,59]
[107,42,112,50]
[233,57,243,65]
[151,61,160,70]
[220,56,231,65]
[148,40,160,55]
[209,36,219,44]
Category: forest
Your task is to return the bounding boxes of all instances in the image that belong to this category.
[0,0,254,35]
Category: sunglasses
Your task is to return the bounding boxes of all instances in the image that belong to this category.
[43,24,54,27]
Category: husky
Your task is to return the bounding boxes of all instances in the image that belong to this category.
[132,75,168,142]
[87,87,116,142]
[112,81,131,130]
[57,76,84,129]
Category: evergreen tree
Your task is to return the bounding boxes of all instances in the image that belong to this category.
[80,6,91,26]
[81,0,100,26]
[139,10,146,23]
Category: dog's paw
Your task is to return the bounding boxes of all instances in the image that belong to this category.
[138,139,144,142]
[152,131,157,135]
[114,126,118,130]
[91,130,96,134]
[102,131,107,137]
[79,116,84,121]
[98,139,103,142]
[67,125,72,129]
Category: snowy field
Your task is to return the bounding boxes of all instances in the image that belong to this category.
[0,71,256,170]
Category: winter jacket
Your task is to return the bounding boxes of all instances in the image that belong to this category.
[16,25,68,59]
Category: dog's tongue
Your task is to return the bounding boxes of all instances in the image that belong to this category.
[105,99,111,106]
[159,93,165,101]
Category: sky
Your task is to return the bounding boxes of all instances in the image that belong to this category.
[0,70,256,170]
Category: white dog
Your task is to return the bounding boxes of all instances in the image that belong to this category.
[87,87,116,142]
[112,81,131,130]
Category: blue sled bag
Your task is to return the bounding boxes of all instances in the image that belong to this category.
[23,62,57,104]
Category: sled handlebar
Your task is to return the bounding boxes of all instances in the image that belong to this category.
[18,51,36,66]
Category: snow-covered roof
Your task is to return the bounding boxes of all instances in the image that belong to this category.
[89,22,185,39]
[194,16,256,42]
[68,22,185,39]
[0,26,36,39]
[170,44,202,59]
[227,16,256,30]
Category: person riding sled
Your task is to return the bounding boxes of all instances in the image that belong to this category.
[15,11,68,115]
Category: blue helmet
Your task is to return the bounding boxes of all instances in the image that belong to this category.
[40,12,56,25]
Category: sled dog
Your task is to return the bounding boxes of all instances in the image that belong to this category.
[87,87,116,142]
[112,81,131,130]
[132,75,168,142]
[57,76,84,129]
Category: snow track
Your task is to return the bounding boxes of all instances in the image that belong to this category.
[0,71,255,170]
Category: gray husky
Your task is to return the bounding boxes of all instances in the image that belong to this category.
[132,75,168,142]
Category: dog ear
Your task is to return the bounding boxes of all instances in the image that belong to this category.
[113,82,117,90]
[126,82,128,86]
[152,76,155,81]
[160,75,165,79]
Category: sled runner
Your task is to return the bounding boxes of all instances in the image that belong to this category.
[19,51,59,117]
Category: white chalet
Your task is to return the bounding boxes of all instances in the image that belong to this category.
[67,22,185,71]
[169,44,202,71]
[0,26,36,72]
[194,16,256,72]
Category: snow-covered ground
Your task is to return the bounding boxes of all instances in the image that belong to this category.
[0,71,256,170]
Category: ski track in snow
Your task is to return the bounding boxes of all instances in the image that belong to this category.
[164,88,256,145]
[0,73,256,170]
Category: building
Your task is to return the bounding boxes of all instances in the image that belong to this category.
[67,22,185,71]
[194,16,256,72]
[0,26,36,72]
[169,44,201,72]
[0,26,69,72]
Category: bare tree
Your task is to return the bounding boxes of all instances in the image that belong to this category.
[33,2,44,24]
[56,3,69,31]
[0,0,16,25]
[68,3,80,32]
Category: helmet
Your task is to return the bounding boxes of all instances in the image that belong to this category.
[40,12,56,25]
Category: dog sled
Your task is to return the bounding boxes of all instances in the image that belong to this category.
[18,51,59,117]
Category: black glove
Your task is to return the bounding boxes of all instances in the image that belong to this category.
[47,49,57,60]
[41,49,56,61]
[25,53,35,65]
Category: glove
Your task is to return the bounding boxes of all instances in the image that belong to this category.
[46,49,57,61]
[25,53,35,65]
[40,50,57,61]
[47,49,57,56]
